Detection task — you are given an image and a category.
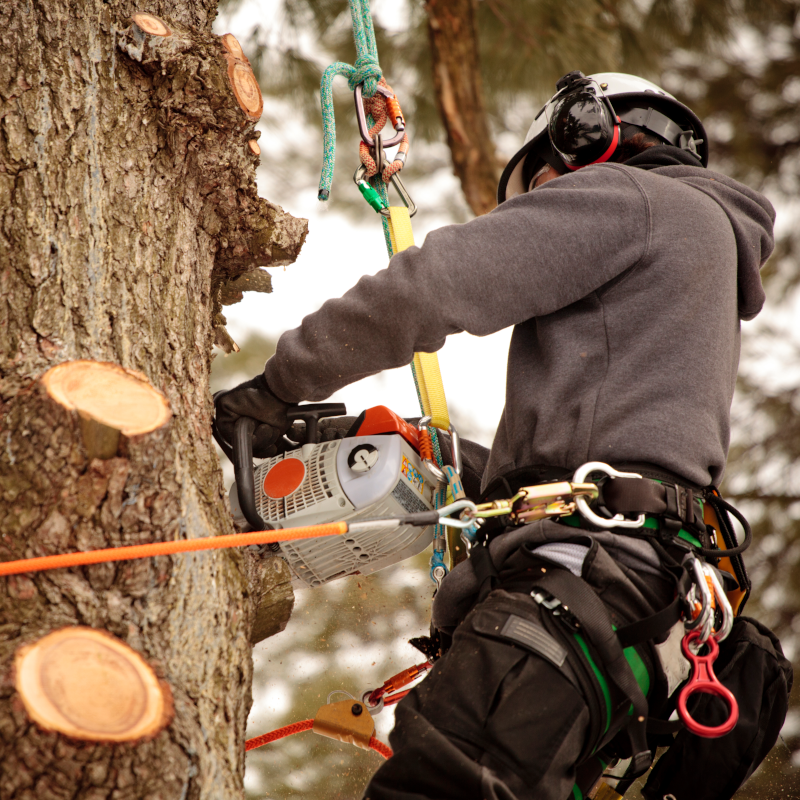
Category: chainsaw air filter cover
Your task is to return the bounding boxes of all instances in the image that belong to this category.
[229,433,437,589]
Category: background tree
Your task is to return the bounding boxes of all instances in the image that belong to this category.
[0,1,302,797]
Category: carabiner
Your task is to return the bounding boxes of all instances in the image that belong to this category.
[417,416,445,483]
[572,462,646,529]
[353,163,388,213]
[449,424,463,476]
[704,562,734,643]
[354,83,406,148]
[683,556,714,643]
[677,630,739,738]
[379,171,417,218]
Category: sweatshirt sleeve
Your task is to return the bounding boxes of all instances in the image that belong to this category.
[265,164,651,403]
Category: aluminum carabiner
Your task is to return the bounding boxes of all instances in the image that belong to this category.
[354,83,406,148]
[682,556,714,644]
[353,163,389,213]
[449,424,463,476]
[703,561,734,643]
[572,462,646,529]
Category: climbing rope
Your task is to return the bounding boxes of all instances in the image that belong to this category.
[318,0,383,202]
[245,719,393,759]
[0,503,478,577]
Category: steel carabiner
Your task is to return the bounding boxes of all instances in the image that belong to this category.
[379,171,417,218]
[677,630,739,738]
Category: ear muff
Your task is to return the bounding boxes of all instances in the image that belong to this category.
[548,86,621,170]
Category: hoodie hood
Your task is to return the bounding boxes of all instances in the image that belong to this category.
[626,146,775,321]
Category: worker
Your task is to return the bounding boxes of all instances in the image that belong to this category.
[215,72,783,799]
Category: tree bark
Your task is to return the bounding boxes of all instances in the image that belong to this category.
[424,0,499,216]
[0,2,300,797]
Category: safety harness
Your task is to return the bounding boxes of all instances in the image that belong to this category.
[411,461,747,791]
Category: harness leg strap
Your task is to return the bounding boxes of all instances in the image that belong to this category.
[532,568,653,778]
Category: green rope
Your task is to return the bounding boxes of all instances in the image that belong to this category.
[318,0,382,201]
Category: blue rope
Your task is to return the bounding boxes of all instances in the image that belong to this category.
[318,1,448,584]
[318,0,382,201]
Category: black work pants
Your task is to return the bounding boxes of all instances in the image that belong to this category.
[363,588,600,800]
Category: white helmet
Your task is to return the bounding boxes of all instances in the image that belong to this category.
[497,71,708,204]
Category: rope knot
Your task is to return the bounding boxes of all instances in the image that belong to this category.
[348,55,382,95]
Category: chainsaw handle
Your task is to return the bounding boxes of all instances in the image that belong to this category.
[287,403,347,445]
[233,417,271,532]
[228,404,347,531]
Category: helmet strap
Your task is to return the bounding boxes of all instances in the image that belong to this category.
[618,107,703,157]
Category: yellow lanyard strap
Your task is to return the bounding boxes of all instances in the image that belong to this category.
[387,206,451,431]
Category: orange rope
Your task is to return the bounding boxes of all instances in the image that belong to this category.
[0,522,348,577]
[245,719,314,751]
[245,719,393,759]
[368,735,393,759]
[358,79,409,184]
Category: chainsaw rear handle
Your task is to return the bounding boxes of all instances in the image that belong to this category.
[232,417,269,531]
[228,403,348,533]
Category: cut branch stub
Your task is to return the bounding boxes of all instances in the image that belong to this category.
[221,33,245,60]
[221,33,263,121]
[132,13,172,37]
[42,360,171,459]
[15,627,174,743]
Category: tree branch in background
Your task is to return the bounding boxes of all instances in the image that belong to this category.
[424,0,499,216]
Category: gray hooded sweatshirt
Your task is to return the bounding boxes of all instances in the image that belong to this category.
[265,152,775,489]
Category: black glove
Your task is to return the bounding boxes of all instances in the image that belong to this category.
[213,373,290,458]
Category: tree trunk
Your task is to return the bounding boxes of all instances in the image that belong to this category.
[0,2,302,797]
[424,0,499,216]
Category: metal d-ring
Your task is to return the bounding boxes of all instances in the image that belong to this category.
[361,689,385,716]
[571,461,646,530]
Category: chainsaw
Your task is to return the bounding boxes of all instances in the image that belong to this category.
[214,403,443,589]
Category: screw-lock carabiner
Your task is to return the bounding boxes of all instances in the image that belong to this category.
[354,83,406,148]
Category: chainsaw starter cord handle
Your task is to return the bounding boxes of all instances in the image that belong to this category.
[233,417,271,532]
